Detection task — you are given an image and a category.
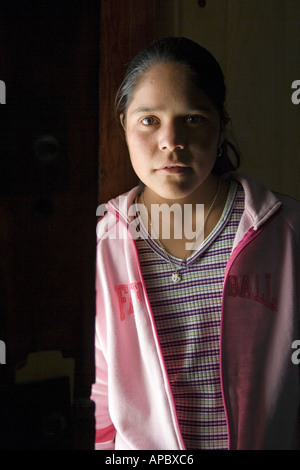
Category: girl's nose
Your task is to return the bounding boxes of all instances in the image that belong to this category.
[159,121,186,151]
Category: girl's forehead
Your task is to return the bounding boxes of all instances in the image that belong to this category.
[128,62,214,111]
[138,62,192,86]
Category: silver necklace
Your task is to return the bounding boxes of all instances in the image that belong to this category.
[140,180,221,283]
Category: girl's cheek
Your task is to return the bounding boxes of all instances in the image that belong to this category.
[129,129,154,148]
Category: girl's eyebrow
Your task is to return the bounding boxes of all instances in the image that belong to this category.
[131,107,162,115]
[131,105,213,115]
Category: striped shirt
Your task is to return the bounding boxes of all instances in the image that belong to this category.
[135,180,244,450]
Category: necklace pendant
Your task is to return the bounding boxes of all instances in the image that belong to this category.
[172,271,182,283]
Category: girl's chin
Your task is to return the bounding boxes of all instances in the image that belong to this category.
[147,186,200,202]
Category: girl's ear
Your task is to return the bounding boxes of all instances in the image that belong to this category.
[120,114,126,130]
[218,112,229,146]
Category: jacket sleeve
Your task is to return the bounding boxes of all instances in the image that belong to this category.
[90,217,118,449]
[90,322,116,450]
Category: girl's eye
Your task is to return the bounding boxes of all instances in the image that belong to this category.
[186,115,205,125]
[140,116,157,126]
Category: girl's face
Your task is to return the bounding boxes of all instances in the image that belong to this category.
[122,62,226,201]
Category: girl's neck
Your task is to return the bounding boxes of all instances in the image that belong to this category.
[137,176,230,259]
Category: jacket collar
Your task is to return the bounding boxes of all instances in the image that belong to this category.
[228,172,282,230]
[106,186,141,225]
[225,172,282,250]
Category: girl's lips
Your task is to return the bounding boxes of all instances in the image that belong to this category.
[156,163,190,174]
[158,166,190,174]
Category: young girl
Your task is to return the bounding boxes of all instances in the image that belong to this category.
[91,37,300,450]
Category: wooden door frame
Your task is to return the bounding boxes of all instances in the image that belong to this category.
[99,0,156,203]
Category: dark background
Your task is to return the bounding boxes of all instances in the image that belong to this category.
[0,0,99,450]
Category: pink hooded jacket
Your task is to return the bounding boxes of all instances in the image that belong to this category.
[91,173,300,450]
